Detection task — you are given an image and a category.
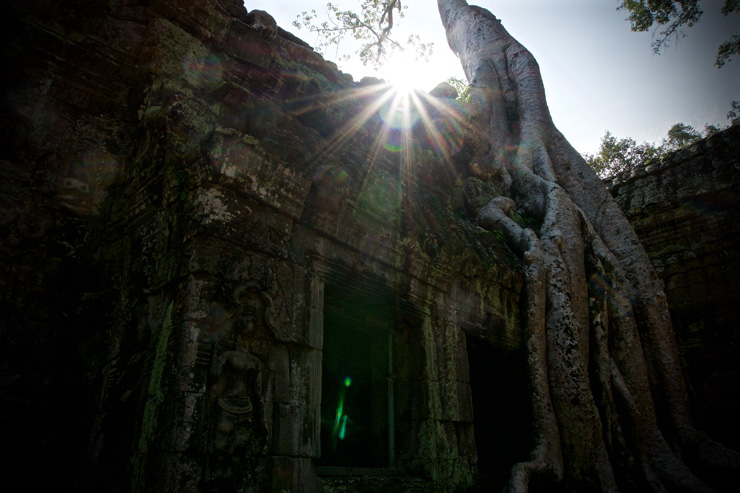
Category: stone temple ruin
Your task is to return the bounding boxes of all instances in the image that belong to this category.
[1,0,738,491]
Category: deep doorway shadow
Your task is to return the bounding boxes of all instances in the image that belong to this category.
[466,337,533,490]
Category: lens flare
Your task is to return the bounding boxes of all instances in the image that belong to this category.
[331,382,350,450]
[338,414,348,440]
[202,302,233,342]
[588,272,630,316]
[182,54,222,87]
[378,95,420,130]
[378,49,431,95]
[297,78,473,244]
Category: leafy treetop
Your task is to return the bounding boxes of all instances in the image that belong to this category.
[585,114,738,179]
[619,0,739,67]
[292,0,433,69]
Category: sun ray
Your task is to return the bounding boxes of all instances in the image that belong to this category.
[294,71,478,237]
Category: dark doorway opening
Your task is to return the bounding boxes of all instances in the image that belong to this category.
[466,337,533,490]
[318,282,395,469]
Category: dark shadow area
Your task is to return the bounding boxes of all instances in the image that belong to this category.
[318,281,395,468]
[466,338,533,491]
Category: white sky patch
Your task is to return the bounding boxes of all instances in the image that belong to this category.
[377,49,445,92]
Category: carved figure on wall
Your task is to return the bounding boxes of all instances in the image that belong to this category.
[203,289,268,490]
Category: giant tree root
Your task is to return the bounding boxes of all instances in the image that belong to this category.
[439,0,740,490]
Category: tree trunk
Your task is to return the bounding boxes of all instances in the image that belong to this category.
[436,1,740,490]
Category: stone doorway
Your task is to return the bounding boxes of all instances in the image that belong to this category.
[466,337,533,490]
[317,281,396,469]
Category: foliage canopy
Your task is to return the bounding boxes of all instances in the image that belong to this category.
[619,0,740,67]
[292,0,433,68]
[583,120,740,178]
[445,76,471,102]
[584,131,663,178]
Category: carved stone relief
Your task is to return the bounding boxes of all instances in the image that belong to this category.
[202,287,270,489]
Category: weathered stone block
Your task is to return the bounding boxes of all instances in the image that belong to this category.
[167,392,206,453]
[417,380,443,420]
[221,19,274,69]
[267,456,322,493]
[438,379,474,422]
[272,402,302,455]
[137,18,208,78]
[269,343,291,404]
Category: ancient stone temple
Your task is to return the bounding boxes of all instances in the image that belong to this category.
[1,0,738,492]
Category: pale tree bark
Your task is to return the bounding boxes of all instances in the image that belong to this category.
[437,1,740,491]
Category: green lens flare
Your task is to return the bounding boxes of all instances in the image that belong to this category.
[344,376,352,387]
[335,400,343,423]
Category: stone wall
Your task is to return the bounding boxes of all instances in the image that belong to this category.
[608,125,740,450]
[1,1,525,491]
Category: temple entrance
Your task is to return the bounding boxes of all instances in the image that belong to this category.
[318,282,395,469]
[466,337,533,490]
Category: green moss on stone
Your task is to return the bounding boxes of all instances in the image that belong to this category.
[132,301,174,490]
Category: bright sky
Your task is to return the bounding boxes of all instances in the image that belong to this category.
[249,1,739,155]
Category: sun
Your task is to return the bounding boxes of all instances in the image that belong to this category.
[379,51,431,94]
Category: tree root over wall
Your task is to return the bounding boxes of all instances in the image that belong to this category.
[437,1,740,491]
